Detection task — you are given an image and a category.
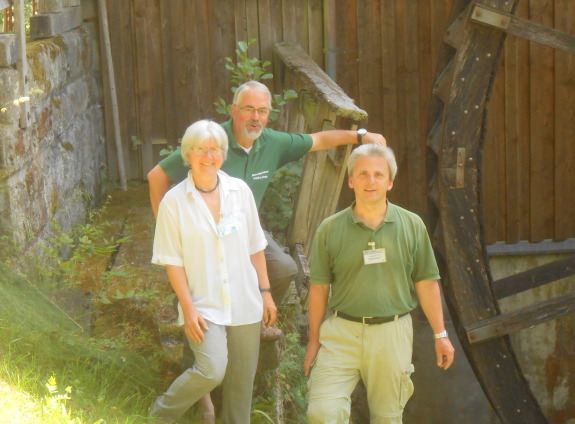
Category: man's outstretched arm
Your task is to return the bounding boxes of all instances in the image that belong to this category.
[148,165,172,219]
[309,130,386,152]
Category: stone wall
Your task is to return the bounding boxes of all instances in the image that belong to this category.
[0,4,105,251]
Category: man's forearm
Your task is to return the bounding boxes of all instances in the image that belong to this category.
[415,280,446,334]
[148,165,172,219]
[308,283,330,342]
[309,130,386,152]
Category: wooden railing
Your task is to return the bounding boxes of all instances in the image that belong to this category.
[273,42,368,307]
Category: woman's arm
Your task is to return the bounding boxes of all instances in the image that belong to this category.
[250,250,277,328]
[167,264,208,344]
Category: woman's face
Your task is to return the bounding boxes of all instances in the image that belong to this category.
[187,138,224,175]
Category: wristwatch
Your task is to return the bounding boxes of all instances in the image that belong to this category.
[434,330,449,339]
[357,128,367,145]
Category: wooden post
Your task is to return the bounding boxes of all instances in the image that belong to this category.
[98,0,127,190]
[13,0,30,129]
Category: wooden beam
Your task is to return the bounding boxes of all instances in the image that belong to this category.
[465,291,575,344]
[13,0,30,129]
[471,4,575,55]
[487,239,575,256]
[492,255,575,300]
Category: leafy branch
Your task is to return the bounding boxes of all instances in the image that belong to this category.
[214,38,297,122]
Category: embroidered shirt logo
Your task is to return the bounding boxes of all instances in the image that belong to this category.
[252,170,269,181]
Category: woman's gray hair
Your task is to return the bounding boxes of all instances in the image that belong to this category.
[347,144,398,181]
[181,120,228,166]
[232,80,272,109]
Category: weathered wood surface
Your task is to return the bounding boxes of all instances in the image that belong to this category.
[492,255,575,300]
[466,291,575,344]
[427,0,556,422]
[471,4,575,55]
[274,42,368,256]
[13,0,30,129]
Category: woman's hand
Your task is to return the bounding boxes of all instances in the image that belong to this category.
[261,292,277,328]
[183,305,209,344]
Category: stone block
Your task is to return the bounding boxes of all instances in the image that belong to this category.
[30,6,83,39]
[38,0,62,14]
[0,34,17,67]
[81,0,98,20]
[63,0,81,6]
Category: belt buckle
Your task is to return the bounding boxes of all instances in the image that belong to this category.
[362,316,373,325]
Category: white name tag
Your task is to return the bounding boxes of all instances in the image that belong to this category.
[363,248,386,265]
[217,217,240,238]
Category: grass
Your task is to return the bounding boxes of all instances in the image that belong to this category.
[0,263,163,423]
[0,263,309,423]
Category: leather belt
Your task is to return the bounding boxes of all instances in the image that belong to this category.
[334,310,408,325]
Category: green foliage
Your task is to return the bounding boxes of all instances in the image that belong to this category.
[0,263,163,423]
[252,305,309,423]
[214,38,298,123]
[259,161,304,245]
[33,196,128,289]
[0,0,35,32]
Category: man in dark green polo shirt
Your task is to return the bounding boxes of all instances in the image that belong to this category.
[149,81,386,317]
[304,144,455,424]
[148,80,386,422]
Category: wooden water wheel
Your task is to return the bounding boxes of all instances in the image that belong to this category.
[427,1,575,423]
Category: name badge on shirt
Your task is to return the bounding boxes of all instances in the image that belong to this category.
[363,246,386,265]
[217,216,239,238]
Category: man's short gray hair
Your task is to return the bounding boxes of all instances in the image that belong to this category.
[181,120,228,166]
[347,144,398,181]
[232,80,272,109]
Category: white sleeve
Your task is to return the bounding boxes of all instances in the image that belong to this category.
[242,184,267,255]
[151,197,185,267]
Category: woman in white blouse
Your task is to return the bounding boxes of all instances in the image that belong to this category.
[150,119,277,423]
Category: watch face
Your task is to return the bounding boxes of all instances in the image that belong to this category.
[358,128,367,135]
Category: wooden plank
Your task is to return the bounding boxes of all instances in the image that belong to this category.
[528,0,555,243]
[380,0,398,152]
[233,0,248,44]
[169,0,192,135]
[502,31,524,242]
[391,0,416,209]
[554,0,575,240]
[492,255,575,299]
[307,0,323,66]
[487,238,575,255]
[357,0,382,128]
[159,1,177,149]
[193,1,213,118]
[483,56,506,244]
[466,291,575,344]
[471,4,575,55]
[444,3,470,49]
[333,0,359,102]
[13,0,30,129]
[209,0,236,115]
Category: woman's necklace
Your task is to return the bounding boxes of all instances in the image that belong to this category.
[195,175,219,194]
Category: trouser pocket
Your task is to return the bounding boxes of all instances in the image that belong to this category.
[399,364,415,408]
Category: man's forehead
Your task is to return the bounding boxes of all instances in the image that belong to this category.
[353,155,390,171]
[238,90,269,105]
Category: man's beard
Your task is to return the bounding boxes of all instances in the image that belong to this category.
[244,121,263,140]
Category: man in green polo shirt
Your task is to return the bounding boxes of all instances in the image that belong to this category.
[148,81,386,422]
[148,80,386,322]
[304,144,455,424]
